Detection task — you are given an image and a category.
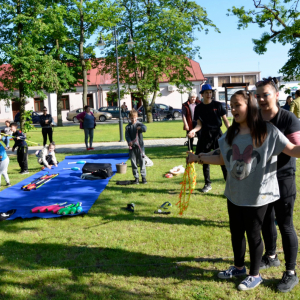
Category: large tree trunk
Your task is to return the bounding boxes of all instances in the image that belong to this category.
[79,0,87,107]
[57,91,63,126]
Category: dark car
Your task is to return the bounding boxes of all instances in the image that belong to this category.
[220,102,231,111]
[138,103,182,119]
[98,106,122,119]
[14,111,41,124]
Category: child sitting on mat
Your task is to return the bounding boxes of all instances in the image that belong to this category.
[125,109,147,184]
[36,142,58,169]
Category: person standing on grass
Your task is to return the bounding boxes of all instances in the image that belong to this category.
[282,96,293,111]
[125,109,147,184]
[1,120,12,149]
[121,102,129,122]
[182,92,201,152]
[10,122,28,175]
[187,90,300,291]
[39,106,53,146]
[290,90,300,119]
[76,105,96,151]
[0,144,11,188]
[132,99,138,110]
[256,77,300,293]
[188,84,230,193]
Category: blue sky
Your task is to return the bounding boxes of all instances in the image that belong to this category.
[194,0,291,78]
[93,1,291,79]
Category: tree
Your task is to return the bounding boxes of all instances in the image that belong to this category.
[0,0,62,130]
[228,0,300,80]
[100,0,218,122]
[64,0,122,107]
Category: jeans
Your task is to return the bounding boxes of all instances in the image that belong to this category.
[1,136,9,148]
[84,128,94,148]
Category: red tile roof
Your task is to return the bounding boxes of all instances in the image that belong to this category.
[0,59,205,89]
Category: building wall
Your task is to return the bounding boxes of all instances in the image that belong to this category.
[0,81,202,122]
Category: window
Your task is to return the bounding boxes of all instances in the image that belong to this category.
[231,76,243,83]
[107,92,118,106]
[61,95,70,110]
[34,98,44,111]
[219,92,225,101]
[205,77,214,86]
[244,75,256,85]
[87,94,93,108]
[218,76,230,87]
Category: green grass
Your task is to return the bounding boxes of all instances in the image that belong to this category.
[1,146,300,299]
[8,119,233,146]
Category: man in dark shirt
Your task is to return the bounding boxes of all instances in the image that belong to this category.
[39,106,53,146]
[188,84,230,192]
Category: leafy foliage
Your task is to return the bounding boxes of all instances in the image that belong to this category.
[100,0,218,122]
[228,0,300,80]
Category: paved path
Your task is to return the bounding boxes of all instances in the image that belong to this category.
[6,137,198,155]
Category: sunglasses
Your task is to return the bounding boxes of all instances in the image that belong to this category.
[255,77,278,90]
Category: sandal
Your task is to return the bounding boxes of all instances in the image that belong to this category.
[154,201,172,214]
[122,203,135,212]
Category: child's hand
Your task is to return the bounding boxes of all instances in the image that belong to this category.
[187,131,195,138]
[137,126,141,130]
[128,141,133,147]
[16,137,20,140]
[186,152,198,164]
[48,165,52,170]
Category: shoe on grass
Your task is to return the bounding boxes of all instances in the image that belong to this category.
[141,177,147,184]
[20,171,29,175]
[277,271,299,293]
[238,275,263,291]
[260,253,280,269]
[6,183,11,187]
[218,266,246,279]
[132,178,139,184]
[200,184,212,193]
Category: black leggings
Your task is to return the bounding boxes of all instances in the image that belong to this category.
[262,176,298,270]
[42,128,53,146]
[227,200,268,276]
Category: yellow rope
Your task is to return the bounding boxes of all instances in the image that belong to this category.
[176,161,196,215]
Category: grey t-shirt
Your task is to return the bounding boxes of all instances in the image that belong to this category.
[219,122,289,207]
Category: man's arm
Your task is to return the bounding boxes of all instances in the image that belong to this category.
[222,115,230,129]
[187,119,202,138]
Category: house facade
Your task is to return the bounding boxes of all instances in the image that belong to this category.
[0,59,205,122]
[203,71,261,101]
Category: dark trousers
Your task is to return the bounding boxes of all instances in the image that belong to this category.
[262,176,298,270]
[42,127,53,146]
[227,200,268,276]
[17,146,28,171]
[195,130,227,184]
[186,132,194,152]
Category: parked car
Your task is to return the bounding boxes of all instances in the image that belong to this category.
[14,111,41,124]
[98,106,123,119]
[67,108,112,122]
[219,101,231,111]
[137,104,182,119]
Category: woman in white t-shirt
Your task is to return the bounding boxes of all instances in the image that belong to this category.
[187,90,300,291]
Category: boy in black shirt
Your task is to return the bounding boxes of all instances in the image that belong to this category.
[188,84,230,192]
[10,122,29,174]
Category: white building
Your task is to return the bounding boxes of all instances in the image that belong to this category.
[0,59,205,122]
[203,71,261,101]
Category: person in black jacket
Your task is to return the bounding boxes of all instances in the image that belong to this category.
[40,106,53,146]
[10,122,29,174]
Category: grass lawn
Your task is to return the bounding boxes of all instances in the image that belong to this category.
[7,119,233,146]
[1,146,300,299]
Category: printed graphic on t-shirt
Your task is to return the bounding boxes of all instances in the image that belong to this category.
[226,144,261,181]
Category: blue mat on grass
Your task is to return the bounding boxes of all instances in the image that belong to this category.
[0,153,129,220]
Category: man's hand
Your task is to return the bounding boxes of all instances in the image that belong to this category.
[187,131,195,138]
[137,126,141,130]
[185,125,189,131]
[128,141,133,147]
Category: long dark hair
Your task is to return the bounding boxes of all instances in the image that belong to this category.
[226,90,267,147]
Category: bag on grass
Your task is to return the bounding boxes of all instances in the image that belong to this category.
[82,163,113,177]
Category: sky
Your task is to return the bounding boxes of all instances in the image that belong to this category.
[93,0,292,79]
[193,0,291,78]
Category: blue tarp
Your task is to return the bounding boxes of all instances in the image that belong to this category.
[0,153,129,220]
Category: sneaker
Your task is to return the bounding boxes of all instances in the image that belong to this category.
[141,177,147,184]
[20,171,29,175]
[132,178,139,184]
[200,184,212,193]
[89,147,94,150]
[218,266,246,279]
[238,275,263,291]
[277,271,299,293]
[6,183,11,187]
[260,253,281,269]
